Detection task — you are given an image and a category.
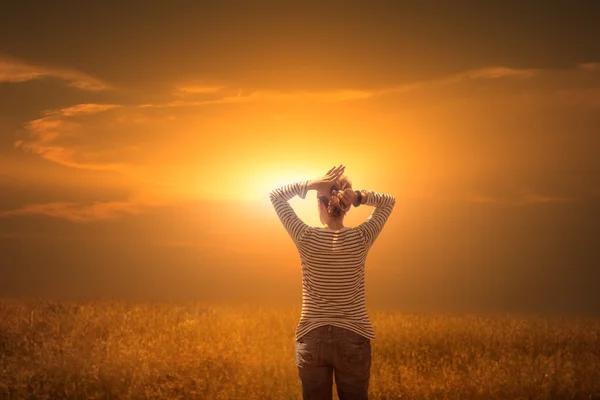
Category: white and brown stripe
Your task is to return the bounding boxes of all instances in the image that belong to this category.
[270,180,395,341]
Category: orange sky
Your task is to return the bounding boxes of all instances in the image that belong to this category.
[1,3,599,314]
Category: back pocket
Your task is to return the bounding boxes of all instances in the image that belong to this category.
[339,339,371,374]
[295,337,320,368]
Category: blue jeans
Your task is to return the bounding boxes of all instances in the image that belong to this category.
[295,325,371,400]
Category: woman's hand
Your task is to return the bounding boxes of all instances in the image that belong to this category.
[308,164,346,195]
[338,187,357,208]
[331,188,356,209]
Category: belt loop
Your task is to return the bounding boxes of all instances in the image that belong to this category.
[327,325,333,333]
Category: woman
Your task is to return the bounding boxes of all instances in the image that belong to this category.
[269,164,396,400]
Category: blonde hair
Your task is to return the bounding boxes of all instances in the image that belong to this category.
[319,175,352,218]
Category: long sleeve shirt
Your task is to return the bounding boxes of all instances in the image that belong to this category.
[269,180,396,341]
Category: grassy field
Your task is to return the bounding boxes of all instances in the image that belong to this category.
[0,300,599,399]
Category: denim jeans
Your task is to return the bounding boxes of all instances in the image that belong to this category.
[295,324,371,400]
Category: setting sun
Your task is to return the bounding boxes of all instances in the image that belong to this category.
[1,2,600,398]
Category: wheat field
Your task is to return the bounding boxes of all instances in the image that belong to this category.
[0,300,599,399]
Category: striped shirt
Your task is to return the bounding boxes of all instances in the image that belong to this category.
[269,180,396,341]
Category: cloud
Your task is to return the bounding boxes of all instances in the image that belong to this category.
[462,66,539,80]
[175,85,225,94]
[14,103,126,172]
[0,55,110,90]
[6,61,598,222]
[384,66,541,95]
[578,62,600,71]
[140,88,376,108]
[130,64,593,109]
[464,192,577,206]
[11,102,202,199]
[43,103,121,117]
[517,193,576,205]
[0,196,160,223]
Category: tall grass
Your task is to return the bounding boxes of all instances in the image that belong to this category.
[0,299,599,399]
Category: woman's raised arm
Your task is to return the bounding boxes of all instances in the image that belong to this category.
[269,181,311,245]
[356,189,396,249]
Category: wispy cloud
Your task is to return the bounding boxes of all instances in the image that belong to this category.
[140,88,376,108]
[14,65,542,179]
[464,192,576,206]
[462,66,539,80]
[0,55,110,90]
[384,66,541,95]
[140,64,580,109]
[518,193,576,205]
[43,103,121,117]
[578,62,600,71]
[175,84,225,94]
[6,62,597,223]
[0,197,159,223]
[163,65,542,107]
[14,103,125,172]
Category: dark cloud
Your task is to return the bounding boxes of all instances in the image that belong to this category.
[1,2,599,89]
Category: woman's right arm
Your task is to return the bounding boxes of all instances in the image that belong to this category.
[356,190,396,249]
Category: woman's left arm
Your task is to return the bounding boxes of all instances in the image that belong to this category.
[269,180,311,245]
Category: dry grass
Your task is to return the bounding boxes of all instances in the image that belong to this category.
[0,299,599,399]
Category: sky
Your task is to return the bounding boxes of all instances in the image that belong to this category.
[1,2,599,315]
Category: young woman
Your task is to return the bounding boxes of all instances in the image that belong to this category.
[269,164,396,400]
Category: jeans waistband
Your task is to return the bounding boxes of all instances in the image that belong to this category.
[302,324,368,340]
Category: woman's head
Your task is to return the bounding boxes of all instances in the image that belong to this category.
[317,175,352,221]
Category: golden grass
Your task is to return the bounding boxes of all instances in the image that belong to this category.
[0,299,599,399]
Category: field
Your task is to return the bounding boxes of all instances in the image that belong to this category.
[0,300,599,399]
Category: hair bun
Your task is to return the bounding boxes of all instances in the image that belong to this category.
[323,175,352,218]
[329,195,339,206]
